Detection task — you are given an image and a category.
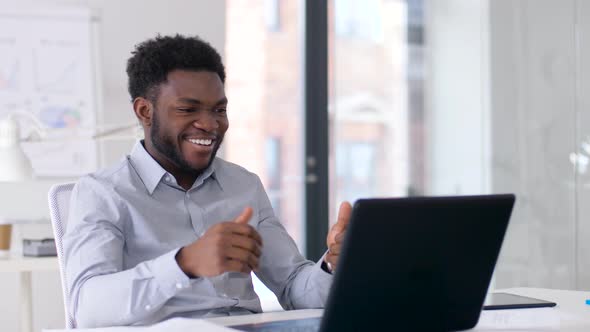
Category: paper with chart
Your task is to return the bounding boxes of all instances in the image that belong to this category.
[0,7,99,176]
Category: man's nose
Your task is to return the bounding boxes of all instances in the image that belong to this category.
[192,111,219,131]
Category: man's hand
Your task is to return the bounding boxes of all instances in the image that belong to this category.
[325,201,352,273]
[176,207,263,278]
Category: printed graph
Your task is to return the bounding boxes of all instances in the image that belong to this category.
[0,39,19,91]
[39,104,81,128]
[33,41,81,94]
[0,8,98,176]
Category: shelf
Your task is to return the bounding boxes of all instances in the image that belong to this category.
[0,252,58,273]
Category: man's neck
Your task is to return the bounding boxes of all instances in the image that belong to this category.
[141,140,203,191]
[175,173,199,191]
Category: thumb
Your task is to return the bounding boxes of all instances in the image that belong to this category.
[333,201,353,232]
[234,207,253,224]
[328,201,352,246]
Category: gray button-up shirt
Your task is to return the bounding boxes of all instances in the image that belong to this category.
[63,142,332,328]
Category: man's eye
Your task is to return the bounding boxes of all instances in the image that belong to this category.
[215,108,227,114]
[177,108,196,113]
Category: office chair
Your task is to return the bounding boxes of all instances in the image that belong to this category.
[47,182,282,328]
[48,182,76,329]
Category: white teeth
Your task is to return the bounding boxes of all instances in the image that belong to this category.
[188,138,213,146]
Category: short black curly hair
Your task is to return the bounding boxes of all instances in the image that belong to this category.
[126,34,226,102]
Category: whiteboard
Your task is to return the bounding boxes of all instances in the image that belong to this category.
[0,7,100,177]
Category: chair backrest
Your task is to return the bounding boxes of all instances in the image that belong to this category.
[48,182,76,329]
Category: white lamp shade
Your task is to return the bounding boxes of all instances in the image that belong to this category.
[0,116,33,181]
[0,115,139,181]
[0,145,33,181]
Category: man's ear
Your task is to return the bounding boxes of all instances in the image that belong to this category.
[133,97,153,127]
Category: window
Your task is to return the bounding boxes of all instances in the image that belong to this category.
[336,141,377,203]
[265,0,281,32]
[334,0,383,42]
[225,0,304,249]
[329,0,415,224]
[265,137,282,219]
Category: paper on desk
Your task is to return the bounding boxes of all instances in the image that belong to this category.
[474,308,559,331]
[42,317,240,332]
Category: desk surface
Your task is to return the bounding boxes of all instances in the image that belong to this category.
[207,308,323,327]
[206,287,590,331]
[495,287,590,330]
[43,287,590,331]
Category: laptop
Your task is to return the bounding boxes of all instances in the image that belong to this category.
[232,194,515,332]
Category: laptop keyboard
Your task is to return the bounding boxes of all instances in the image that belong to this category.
[231,317,322,332]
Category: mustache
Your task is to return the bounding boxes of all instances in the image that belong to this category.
[183,130,221,140]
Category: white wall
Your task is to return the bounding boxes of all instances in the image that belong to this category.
[0,1,225,330]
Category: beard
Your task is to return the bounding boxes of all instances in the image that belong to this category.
[150,110,223,175]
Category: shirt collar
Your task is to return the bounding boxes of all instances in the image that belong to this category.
[210,169,223,191]
[193,157,224,192]
[129,141,223,194]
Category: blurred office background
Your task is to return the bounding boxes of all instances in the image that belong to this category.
[0,0,589,330]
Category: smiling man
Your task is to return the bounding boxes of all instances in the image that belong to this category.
[62,34,352,328]
[138,69,228,190]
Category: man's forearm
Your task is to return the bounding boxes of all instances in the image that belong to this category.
[280,257,333,310]
[72,249,190,328]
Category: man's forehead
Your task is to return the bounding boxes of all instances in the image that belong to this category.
[158,70,225,100]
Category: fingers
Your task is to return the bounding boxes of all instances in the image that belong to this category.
[220,222,263,273]
[186,208,263,276]
[224,246,260,272]
[324,251,337,273]
[325,222,347,273]
[325,234,344,270]
[328,242,342,256]
[229,233,262,257]
[226,224,263,247]
[234,207,253,224]
[335,231,345,243]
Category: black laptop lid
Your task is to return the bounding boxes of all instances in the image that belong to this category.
[320,194,515,332]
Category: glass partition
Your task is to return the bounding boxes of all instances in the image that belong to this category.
[329,0,588,290]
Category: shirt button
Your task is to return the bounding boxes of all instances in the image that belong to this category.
[165,175,171,182]
[145,304,151,310]
[176,282,184,289]
[221,292,228,297]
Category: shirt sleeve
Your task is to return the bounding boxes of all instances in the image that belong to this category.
[63,177,191,328]
[251,176,333,309]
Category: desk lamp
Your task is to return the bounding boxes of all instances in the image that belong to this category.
[0,111,141,181]
[0,114,38,252]
[0,112,140,252]
[0,115,36,182]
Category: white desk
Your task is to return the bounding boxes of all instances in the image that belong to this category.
[0,253,59,332]
[208,287,590,331]
[484,287,590,331]
[207,308,323,327]
[43,287,590,331]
